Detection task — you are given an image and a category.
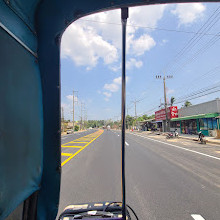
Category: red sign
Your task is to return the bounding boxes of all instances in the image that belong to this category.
[169,106,178,119]
[155,106,178,121]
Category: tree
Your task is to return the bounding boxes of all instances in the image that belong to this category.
[74,125,79,131]
[170,96,175,106]
[184,100,192,107]
[126,115,135,129]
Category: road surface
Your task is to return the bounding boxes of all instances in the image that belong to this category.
[58,129,220,220]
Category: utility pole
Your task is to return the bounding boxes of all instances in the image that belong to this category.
[156,74,173,132]
[72,90,78,131]
[61,107,64,132]
[84,104,87,129]
[163,75,168,132]
[80,102,85,130]
[132,99,140,129]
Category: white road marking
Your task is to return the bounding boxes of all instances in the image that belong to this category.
[129,132,220,161]
[125,141,129,146]
[191,214,205,220]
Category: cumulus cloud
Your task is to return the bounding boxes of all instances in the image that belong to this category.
[103,77,121,93]
[167,88,175,95]
[172,3,206,26]
[61,23,118,68]
[103,91,112,98]
[66,95,78,102]
[61,5,168,69]
[130,34,156,56]
[103,76,129,94]
[103,82,120,93]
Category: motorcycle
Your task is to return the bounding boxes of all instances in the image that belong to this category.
[198,132,206,144]
[166,131,179,139]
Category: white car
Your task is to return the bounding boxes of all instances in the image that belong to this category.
[66,130,73,134]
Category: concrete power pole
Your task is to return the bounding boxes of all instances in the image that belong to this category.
[156,74,173,132]
[132,99,140,129]
[61,107,64,132]
[80,102,84,130]
[72,90,78,131]
[163,75,169,132]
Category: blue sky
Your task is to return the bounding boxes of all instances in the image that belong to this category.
[61,3,220,121]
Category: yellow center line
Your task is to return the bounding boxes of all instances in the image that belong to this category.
[61,130,103,167]
[61,131,102,146]
[61,153,73,156]
[61,145,83,148]
[70,141,89,143]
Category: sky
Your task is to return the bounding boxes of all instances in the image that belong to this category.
[60,2,220,121]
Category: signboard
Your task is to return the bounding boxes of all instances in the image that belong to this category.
[155,106,178,121]
[170,106,178,119]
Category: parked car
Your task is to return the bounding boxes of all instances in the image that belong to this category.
[66,130,73,134]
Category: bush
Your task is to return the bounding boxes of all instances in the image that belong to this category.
[74,125,79,131]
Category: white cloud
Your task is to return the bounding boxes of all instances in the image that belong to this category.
[61,5,167,69]
[61,23,118,68]
[110,65,121,72]
[172,3,206,26]
[127,58,143,70]
[130,34,156,56]
[103,76,129,93]
[103,91,112,97]
[104,82,119,93]
[113,77,122,85]
[167,88,175,95]
[66,95,78,102]
[129,5,168,28]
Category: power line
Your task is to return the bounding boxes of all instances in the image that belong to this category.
[177,65,220,95]
[171,32,220,76]
[79,18,220,36]
[175,83,220,104]
[162,7,220,74]
[175,88,220,104]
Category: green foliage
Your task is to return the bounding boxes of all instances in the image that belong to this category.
[87,120,105,128]
[126,114,155,129]
[126,115,135,128]
[184,100,192,107]
[170,96,175,106]
[74,125,79,131]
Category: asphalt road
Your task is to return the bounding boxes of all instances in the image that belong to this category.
[58,129,220,220]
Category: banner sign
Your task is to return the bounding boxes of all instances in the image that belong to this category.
[155,106,178,121]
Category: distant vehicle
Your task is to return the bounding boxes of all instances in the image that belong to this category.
[198,132,206,144]
[66,130,73,134]
[89,127,93,130]
[107,125,111,130]
[166,130,179,139]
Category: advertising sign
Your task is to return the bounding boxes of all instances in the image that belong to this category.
[169,106,178,119]
[155,106,178,121]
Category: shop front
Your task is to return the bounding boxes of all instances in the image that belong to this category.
[155,106,178,132]
[171,113,220,136]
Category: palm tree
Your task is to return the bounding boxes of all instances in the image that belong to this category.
[170,96,175,106]
[184,100,192,107]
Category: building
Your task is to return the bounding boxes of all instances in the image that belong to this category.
[139,118,156,131]
[171,99,220,136]
[155,106,178,132]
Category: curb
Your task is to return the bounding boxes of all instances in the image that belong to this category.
[129,131,220,146]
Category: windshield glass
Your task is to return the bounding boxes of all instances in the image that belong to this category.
[59,3,220,219]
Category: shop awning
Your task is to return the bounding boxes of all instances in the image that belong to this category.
[171,113,220,121]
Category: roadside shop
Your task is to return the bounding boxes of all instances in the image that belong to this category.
[155,106,178,132]
[171,99,220,137]
[139,118,156,131]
